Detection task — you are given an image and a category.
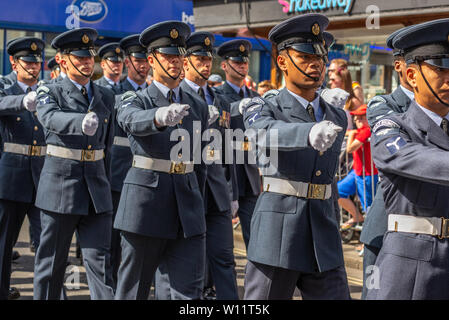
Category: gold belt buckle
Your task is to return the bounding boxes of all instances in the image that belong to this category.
[29,146,42,157]
[439,217,449,239]
[169,161,186,174]
[307,183,326,200]
[81,150,95,161]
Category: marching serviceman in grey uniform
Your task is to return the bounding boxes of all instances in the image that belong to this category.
[120,34,151,92]
[95,42,124,95]
[156,31,239,300]
[47,57,61,80]
[33,27,115,300]
[94,41,127,287]
[242,14,350,300]
[359,26,414,299]
[366,18,449,300]
[114,21,209,300]
[0,37,45,300]
[215,39,261,251]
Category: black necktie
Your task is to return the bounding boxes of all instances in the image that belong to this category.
[81,86,89,104]
[26,87,32,93]
[198,87,206,102]
[307,103,316,122]
[441,118,449,135]
[168,90,175,104]
[137,86,142,91]
[239,88,244,99]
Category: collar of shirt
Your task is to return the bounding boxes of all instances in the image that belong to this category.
[17,81,37,93]
[60,72,67,79]
[287,89,322,118]
[400,85,415,101]
[126,76,147,91]
[184,78,212,105]
[226,80,247,97]
[153,80,180,103]
[416,102,449,127]
[69,78,92,101]
[104,76,119,87]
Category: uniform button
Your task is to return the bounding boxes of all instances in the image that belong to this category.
[34,112,38,116]
[319,151,324,156]
[104,118,108,123]
[34,126,38,131]
[33,140,37,145]
[316,170,322,176]
[16,117,21,121]
[87,145,92,150]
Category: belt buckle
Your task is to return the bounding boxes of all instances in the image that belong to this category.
[82,150,95,161]
[307,183,326,200]
[169,161,186,174]
[439,217,449,239]
[29,146,41,157]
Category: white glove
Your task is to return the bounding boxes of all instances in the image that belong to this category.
[320,88,350,109]
[22,91,37,112]
[238,98,252,114]
[208,105,220,125]
[155,103,190,127]
[82,112,99,136]
[231,200,239,218]
[308,120,343,152]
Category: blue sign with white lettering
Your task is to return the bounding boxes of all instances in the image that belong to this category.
[0,0,195,37]
[281,0,355,14]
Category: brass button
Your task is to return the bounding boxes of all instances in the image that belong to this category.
[33,140,37,145]
[104,118,108,123]
[316,170,322,176]
[34,126,38,131]
[87,145,92,150]
[319,151,324,156]
[34,112,38,116]
[16,117,21,121]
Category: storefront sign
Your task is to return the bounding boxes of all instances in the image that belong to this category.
[71,0,108,23]
[278,0,355,14]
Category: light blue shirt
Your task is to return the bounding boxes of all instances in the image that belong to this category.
[60,72,67,79]
[126,76,147,91]
[69,78,92,102]
[153,80,180,103]
[226,80,248,98]
[400,85,415,102]
[287,89,323,122]
[184,78,213,105]
[416,102,449,127]
[104,76,120,87]
[17,81,37,93]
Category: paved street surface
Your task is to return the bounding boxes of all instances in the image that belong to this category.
[11,218,363,300]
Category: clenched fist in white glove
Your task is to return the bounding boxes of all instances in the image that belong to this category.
[82,112,99,136]
[208,105,220,125]
[231,200,239,218]
[308,120,343,152]
[22,91,38,112]
[238,98,252,115]
[320,88,350,109]
[155,103,190,127]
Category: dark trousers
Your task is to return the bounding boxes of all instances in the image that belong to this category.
[0,199,40,299]
[237,195,258,250]
[33,208,114,300]
[244,260,351,300]
[111,191,122,288]
[116,231,206,300]
[362,244,380,300]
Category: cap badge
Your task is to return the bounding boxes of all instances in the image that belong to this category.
[82,34,90,44]
[170,28,179,39]
[30,42,37,51]
[115,47,121,54]
[239,44,245,52]
[205,37,211,46]
[312,23,320,36]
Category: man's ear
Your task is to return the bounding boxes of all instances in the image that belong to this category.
[220,60,226,72]
[183,57,189,71]
[406,64,418,90]
[277,51,288,73]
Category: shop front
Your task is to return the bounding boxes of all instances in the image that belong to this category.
[193,0,449,96]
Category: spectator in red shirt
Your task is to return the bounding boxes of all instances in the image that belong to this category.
[338,104,378,230]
